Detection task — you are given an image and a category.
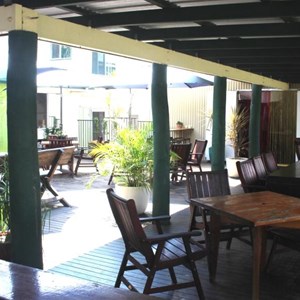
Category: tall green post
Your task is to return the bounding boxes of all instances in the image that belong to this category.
[0,84,7,152]
[151,63,170,217]
[211,76,227,171]
[249,84,262,157]
[7,30,43,268]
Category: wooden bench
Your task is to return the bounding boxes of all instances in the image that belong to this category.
[39,147,74,207]
[57,146,76,175]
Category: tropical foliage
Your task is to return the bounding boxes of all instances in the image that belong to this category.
[227,106,249,157]
[0,156,10,242]
[89,126,154,188]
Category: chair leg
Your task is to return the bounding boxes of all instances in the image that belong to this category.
[265,237,278,272]
[115,252,129,288]
[226,228,235,249]
[190,261,205,300]
[143,269,156,294]
[74,156,82,175]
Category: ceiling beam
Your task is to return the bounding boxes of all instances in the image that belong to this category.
[187,48,300,58]
[117,23,300,41]
[152,37,300,51]
[61,1,300,27]
[0,0,92,8]
[0,4,289,90]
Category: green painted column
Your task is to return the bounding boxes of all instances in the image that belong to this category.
[211,76,227,171]
[0,84,7,152]
[151,63,170,217]
[7,31,43,268]
[249,84,262,157]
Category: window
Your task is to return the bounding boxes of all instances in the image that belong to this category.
[51,44,71,59]
[92,52,115,75]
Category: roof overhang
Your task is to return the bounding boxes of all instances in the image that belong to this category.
[0,4,289,90]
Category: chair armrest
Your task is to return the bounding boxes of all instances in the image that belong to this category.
[140,215,171,234]
[145,230,202,243]
[139,215,170,223]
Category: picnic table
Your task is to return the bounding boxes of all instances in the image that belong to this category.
[39,146,75,207]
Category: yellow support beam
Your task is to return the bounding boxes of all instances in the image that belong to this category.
[0,4,289,90]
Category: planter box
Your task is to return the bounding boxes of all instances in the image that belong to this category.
[115,185,150,215]
[226,157,247,178]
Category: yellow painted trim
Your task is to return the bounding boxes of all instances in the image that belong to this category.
[0,4,290,90]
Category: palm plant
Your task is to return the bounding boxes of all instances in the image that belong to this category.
[89,126,154,188]
[227,106,249,158]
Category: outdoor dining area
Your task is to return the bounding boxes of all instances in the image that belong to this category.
[1,2,300,300]
[2,144,300,299]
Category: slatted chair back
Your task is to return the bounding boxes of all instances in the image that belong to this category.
[106,188,153,261]
[186,169,231,200]
[252,155,268,181]
[262,151,278,173]
[170,143,192,181]
[186,170,251,249]
[186,170,230,233]
[106,188,206,298]
[187,139,208,172]
[236,159,266,193]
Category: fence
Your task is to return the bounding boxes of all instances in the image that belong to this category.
[77,118,152,148]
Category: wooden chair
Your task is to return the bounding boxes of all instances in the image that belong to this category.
[106,188,206,299]
[252,155,268,182]
[186,170,252,250]
[295,138,300,161]
[187,139,208,172]
[266,228,300,270]
[262,151,279,173]
[236,159,266,193]
[74,147,97,175]
[170,143,192,181]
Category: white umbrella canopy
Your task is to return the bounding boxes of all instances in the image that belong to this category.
[0,67,109,89]
[97,67,213,89]
[36,67,109,89]
[1,66,213,89]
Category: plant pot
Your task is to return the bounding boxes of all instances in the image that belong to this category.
[226,157,247,178]
[115,185,150,215]
[0,241,11,262]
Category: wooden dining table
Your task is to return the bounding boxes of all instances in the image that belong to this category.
[266,160,300,197]
[191,191,300,300]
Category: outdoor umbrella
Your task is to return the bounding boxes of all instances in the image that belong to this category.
[97,67,213,89]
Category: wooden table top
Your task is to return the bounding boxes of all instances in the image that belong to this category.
[191,191,300,227]
[0,260,158,300]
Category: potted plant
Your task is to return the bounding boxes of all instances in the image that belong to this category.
[176,121,184,129]
[0,155,11,261]
[89,126,154,214]
[226,106,249,177]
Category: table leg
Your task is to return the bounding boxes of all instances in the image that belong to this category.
[252,227,267,300]
[207,212,221,282]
